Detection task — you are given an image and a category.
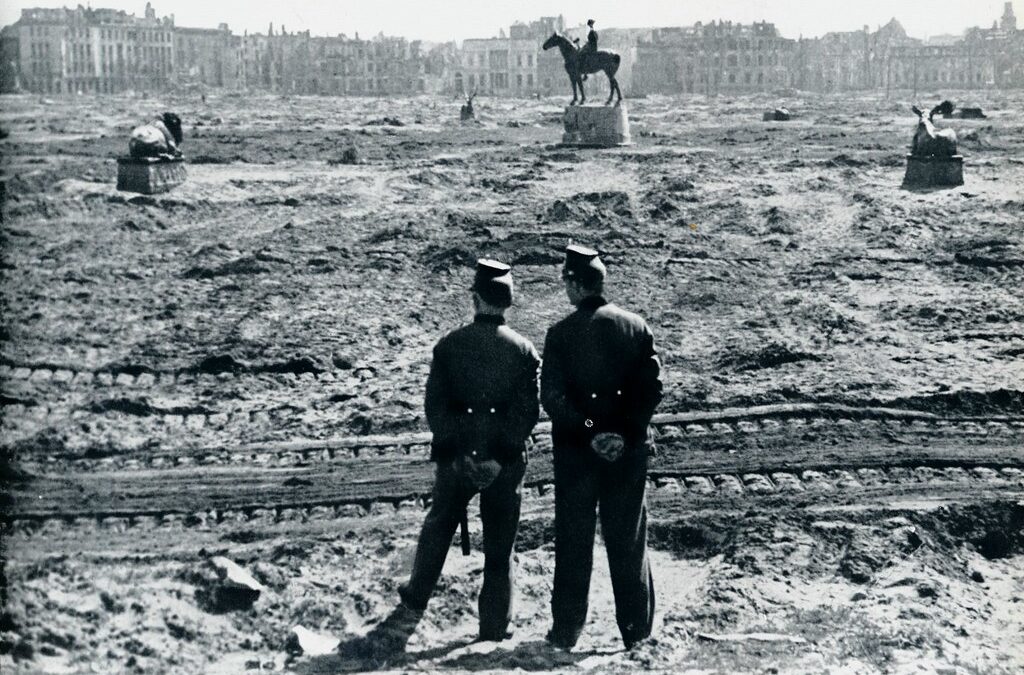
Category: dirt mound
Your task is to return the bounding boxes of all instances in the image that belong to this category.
[327,148,360,165]
[877,389,1024,416]
[494,232,574,266]
[949,238,1024,268]
[87,397,211,417]
[762,206,796,235]
[196,354,246,374]
[364,117,404,127]
[719,343,822,372]
[184,256,270,279]
[824,154,868,168]
[420,244,477,273]
[193,354,325,376]
[543,191,635,226]
[189,154,237,164]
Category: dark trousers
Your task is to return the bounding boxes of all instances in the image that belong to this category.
[400,458,526,640]
[550,448,655,648]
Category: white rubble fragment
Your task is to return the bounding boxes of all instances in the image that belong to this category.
[291,625,340,656]
[697,632,807,644]
[210,556,266,594]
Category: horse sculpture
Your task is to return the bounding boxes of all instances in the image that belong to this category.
[542,32,622,106]
[911,101,958,157]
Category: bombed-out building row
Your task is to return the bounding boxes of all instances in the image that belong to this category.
[1,3,1022,95]
[0,3,454,95]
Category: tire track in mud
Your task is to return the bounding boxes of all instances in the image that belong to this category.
[5,463,1023,536]
[4,402,1022,528]
[8,402,1024,471]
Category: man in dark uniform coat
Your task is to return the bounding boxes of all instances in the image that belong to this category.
[397,259,540,642]
[542,244,663,650]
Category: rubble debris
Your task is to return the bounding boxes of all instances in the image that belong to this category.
[763,107,792,121]
[288,626,340,656]
[206,557,265,611]
[697,632,807,644]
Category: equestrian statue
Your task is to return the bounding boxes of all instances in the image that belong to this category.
[543,19,623,106]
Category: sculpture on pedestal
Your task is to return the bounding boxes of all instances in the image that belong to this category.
[118,111,187,194]
[903,101,964,188]
[460,92,476,122]
[542,25,622,106]
[910,101,958,157]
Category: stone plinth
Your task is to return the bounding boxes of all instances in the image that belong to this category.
[117,156,186,194]
[562,104,630,147]
[903,154,964,189]
[762,108,791,121]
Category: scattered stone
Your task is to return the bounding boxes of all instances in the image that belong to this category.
[762,107,791,122]
[364,117,404,127]
[288,625,340,656]
[206,556,266,611]
[970,569,984,583]
[697,632,806,644]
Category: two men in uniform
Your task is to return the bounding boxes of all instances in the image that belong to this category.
[396,245,662,651]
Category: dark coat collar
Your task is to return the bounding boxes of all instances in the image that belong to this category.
[577,296,608,311]
[474,314,506,325]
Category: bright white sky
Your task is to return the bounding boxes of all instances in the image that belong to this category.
[0,1,1009,43]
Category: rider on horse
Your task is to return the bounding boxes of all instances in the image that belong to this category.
[580,19,598,70]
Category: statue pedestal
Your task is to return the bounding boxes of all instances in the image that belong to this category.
[562,104,631,147]
[117,156,187,194]
[762,108,791,121]
[902,154,964,189]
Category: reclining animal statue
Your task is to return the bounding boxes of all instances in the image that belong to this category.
[910,102,958,158]
[129,112,183,159]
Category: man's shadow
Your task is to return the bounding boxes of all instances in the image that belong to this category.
[294,605,598,673]
[294,604,470,674]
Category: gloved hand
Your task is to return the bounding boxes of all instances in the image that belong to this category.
[455,454,502,490]
[590,432,625,462]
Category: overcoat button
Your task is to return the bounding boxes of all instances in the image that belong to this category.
[616,390,622,395]
[490,407,496,413]
[467,407,473,414]
[591,393,597,399]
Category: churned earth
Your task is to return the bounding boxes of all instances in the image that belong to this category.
[1,91,1023,673]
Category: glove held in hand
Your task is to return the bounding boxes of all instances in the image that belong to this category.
[590,432,625,462]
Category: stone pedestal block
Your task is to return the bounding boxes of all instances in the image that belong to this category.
[902,154,964,189]
[562,104,631,147]
[762,108,791,121]
[117,156,186,194]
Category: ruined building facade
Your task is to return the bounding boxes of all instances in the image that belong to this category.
[4,3,173,94]
[0,4,453,95]
[632,21,796,95]
[1,4,1022,95]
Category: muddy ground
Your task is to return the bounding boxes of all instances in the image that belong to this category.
[1,90,1023,673]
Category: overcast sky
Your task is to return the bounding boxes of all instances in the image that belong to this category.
[0,1,1010,42]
